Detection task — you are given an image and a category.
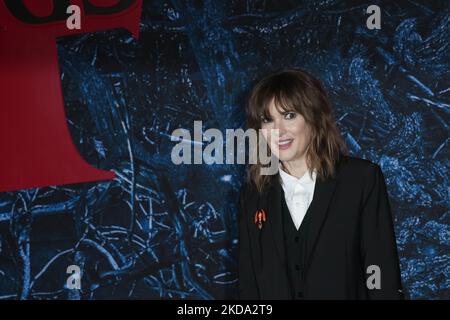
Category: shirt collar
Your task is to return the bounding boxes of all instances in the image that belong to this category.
[279,166,317,194]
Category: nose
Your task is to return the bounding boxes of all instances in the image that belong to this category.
[273,118,286,138]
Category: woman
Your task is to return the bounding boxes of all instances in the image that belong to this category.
[238,68,404,299]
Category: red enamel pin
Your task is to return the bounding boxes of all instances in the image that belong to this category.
[254,209,266,230]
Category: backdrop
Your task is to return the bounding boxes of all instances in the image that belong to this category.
[0,0,448,299]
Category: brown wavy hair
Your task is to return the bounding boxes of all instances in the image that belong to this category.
[245,68,348,193]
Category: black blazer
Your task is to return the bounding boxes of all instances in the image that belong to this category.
[238,155,404,299]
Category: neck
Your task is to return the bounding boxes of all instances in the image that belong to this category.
[281,158,309,179]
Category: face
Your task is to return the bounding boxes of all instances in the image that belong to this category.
[260,99,312,168]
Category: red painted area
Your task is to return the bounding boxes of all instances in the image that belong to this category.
[0,0,142,192]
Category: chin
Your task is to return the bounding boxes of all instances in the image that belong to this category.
[277,151,297,162]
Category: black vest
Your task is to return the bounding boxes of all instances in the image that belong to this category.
[281,188,312,300]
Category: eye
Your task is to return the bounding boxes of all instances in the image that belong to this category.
[260,116,272,124]
[284,112,297,120]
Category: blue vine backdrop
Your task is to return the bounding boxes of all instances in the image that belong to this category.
[0,0,449,299]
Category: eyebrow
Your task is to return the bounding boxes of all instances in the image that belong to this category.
[280,110,294,114]
[259,111,295,122]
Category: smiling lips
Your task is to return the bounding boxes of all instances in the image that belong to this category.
[278,139,294,150]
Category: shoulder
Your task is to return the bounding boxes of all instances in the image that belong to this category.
[335,155,386,198]
[337,155,381,179]
[238,179,258,204]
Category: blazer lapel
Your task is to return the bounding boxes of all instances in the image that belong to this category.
[265,175,286,267]
[304,173,338,276]
[258,174,286,266]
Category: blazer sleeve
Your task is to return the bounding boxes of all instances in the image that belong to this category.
[360,163,405,300]
[237,187,260,299]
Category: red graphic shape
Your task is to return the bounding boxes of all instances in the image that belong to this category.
[0,0,142,192]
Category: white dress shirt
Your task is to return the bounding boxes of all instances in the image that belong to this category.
[279,167,317,230]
